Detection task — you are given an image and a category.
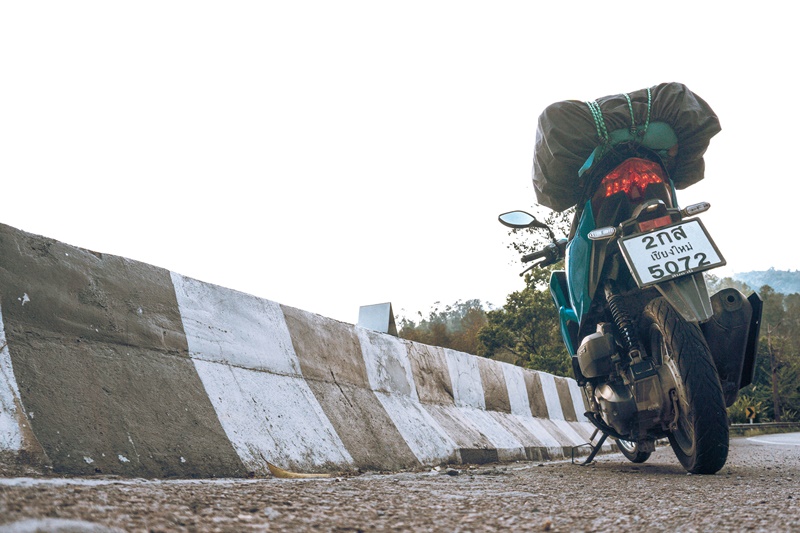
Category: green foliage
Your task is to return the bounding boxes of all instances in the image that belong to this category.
[702,275,800,423]
[728,393,765,424]
[730,284,800,422]
[705,273,752,294]
[480,208,574,376]
[478,265,571,377]
[398,299,489,355]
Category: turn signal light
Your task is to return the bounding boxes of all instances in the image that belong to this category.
[601,159,665,200]
[682,202,711,216]
[588,227,617,240]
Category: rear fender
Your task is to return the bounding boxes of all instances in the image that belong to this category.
[655,273,713,323]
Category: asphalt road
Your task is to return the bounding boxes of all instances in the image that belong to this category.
[1,433,798,532]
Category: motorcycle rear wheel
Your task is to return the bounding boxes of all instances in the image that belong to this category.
[615,439,652,463]
[641,297,729,475]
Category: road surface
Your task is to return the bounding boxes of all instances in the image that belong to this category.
[1,433,798,532]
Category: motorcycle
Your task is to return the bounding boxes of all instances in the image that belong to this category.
[499,140,762,474]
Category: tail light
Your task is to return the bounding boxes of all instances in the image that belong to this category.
[600,158,665,201]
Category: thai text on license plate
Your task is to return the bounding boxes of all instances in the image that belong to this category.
[619,219,725,288]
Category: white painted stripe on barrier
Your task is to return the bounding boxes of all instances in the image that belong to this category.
[567,379,587,422]
[502,363,531,417]
[551,419,591,447]
[459,408,526,461]
[567,420,600,444]
[421,403,493,448]
[499,363,585,452]
[356,328,456,464]
[488,411,560,454]
[510,414,564,449]
[373,392,458,464]
[539,372,565,421]
[444,348,485,409]
[171,273,301,376]
[356,328,418,400]
[193,360,353,471]
[0,303,23,451]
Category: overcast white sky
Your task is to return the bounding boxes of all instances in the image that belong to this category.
[1,2,796,324]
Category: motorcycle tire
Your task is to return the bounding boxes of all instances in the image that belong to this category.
[615,439,652,463]
[641,297,729,475]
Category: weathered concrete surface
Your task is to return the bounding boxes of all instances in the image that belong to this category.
[0,222,607,478]
[0,224,245,478]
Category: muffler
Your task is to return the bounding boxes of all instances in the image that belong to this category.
[700,288,763,407]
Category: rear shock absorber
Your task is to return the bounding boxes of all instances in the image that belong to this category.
[604,281,642,362]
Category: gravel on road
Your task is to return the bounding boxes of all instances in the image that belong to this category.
[1,435,798,532]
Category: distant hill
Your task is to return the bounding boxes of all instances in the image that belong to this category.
[733,269,800,295]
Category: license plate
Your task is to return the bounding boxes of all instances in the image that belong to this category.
[619,219,725,288]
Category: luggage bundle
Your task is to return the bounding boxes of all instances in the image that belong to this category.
[532,82,721,212]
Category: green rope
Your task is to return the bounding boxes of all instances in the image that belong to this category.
[643,87,652,133]
[624,93,636,134]
[585,100,609,145]
[623,87,652,137]
[586,86,653,148]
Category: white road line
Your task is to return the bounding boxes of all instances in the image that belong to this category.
[747,435,800,446]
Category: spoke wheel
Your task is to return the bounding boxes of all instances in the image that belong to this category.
[641,297,729,474]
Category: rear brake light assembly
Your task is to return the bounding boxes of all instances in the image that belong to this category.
[600,158,665,201]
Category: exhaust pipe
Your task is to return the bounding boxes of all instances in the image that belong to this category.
[700,288,762,407]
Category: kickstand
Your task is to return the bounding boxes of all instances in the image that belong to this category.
[571,428,609,466]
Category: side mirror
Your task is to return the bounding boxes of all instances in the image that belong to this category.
[499,210,545,229]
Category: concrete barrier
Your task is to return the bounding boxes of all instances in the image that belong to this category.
[0,222,608,477]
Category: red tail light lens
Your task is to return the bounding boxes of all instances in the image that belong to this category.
[600,158,665,200]
[638,215,672,232]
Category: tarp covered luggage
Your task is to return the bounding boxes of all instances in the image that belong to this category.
[532,82,721,212]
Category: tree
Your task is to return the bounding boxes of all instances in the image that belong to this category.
[478,265,571,377]
[398,299,489,355]
[474,207,574,376]
[732,284,800,422]
[705,273,752,295]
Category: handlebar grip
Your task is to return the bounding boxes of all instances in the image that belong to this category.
[521,248,548,263]
[522,241,567,265]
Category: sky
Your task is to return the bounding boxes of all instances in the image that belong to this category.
[1,2,797,325]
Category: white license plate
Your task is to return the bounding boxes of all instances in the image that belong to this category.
[619,219,725,288]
